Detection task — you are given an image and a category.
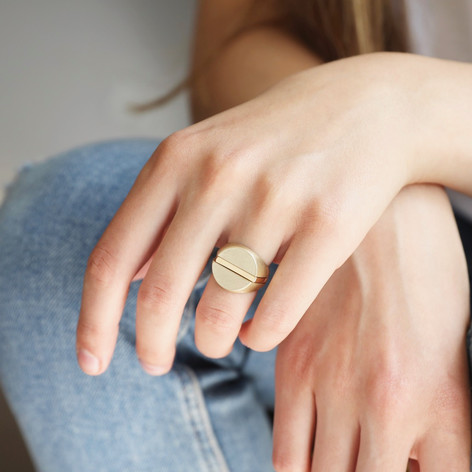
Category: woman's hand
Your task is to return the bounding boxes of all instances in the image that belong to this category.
[76,52,470,375]
[273,184,471,471]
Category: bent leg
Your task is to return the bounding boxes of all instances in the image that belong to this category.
[0,139,275,472]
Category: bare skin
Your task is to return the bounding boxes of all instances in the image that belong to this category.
[273,184,471,471]
[76,1,472,469]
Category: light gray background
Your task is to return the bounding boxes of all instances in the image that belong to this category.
[0,0,197,205]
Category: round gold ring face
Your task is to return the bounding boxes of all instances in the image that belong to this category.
[212,243,269,293]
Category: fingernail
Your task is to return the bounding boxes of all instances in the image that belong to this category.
[139,360,170,376]
[77,348,100,375]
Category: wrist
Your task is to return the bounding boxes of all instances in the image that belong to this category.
[351,184,468,296]
[359,53,472,195]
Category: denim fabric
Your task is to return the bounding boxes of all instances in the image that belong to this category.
[1,139,472,471]
[0,139,277,472]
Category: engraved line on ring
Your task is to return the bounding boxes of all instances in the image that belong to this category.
[214,256,268,284]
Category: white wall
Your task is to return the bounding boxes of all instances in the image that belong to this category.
[0,0,197,203]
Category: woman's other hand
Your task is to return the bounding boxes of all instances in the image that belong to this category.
[273,184,471,471]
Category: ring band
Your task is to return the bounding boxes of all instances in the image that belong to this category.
[212,243,269,293]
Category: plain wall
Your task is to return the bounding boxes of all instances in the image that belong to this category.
[0,0,197,204]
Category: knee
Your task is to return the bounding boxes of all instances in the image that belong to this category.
[1,139,159,244]
[0,138,160,303]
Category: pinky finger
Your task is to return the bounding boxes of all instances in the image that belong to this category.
[240,226,346,351]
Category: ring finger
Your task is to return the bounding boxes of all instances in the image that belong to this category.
[194,209,286,358]
[135,194,228,374]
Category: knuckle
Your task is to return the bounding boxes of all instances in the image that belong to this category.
[152,130,193,172]
[138,274,175,311]
[200,152,234,190]
[366,367,408,420]
[196,303,238,334]
[257,302,293,338]
[180,144,251,210]
[298,196,344,236]
[250,172,283,217]
[277,335,315,384]
[201,146,249,186]
[86,245,118,286]
[245,304,294,352]
[184,153,240,210]
[208,144,247,166]
[136,154,162,183]
[159,130,188,155]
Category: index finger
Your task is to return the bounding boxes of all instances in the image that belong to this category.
[76,147,177,375]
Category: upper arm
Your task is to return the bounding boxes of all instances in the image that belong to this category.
[191,0,286,72]
[189,0,322,121]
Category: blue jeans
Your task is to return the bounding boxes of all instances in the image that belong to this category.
[1,139,471,471]
[0,139,277,472]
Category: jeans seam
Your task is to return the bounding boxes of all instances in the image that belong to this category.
[175,365,231,472]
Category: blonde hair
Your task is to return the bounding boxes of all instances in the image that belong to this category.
[282,0,407,60]
[132,0,407,112]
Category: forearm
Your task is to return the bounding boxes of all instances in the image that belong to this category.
[191,3,472,198]
[414,56,472,197]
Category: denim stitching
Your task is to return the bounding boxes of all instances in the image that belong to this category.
[175,365,231,472]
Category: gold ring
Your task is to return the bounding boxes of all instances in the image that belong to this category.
[212,243,269,293]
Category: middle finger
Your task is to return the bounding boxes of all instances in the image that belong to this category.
[136,196,227,374]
